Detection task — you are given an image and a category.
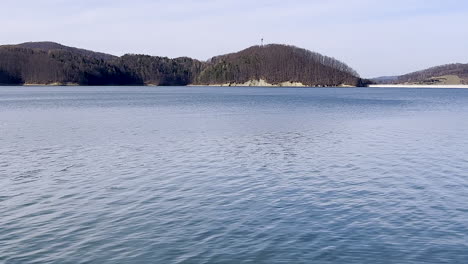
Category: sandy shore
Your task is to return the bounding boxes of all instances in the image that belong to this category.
[23,82,80,86]
[189,79,355,87]
[369,84,468,89]
[189,79,307,87]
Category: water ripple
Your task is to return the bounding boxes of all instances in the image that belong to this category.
[1,87,468,263]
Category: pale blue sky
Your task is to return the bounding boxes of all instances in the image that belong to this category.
[2,0,468,77]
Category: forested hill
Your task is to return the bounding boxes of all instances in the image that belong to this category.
[0,46,138,85]
[196,44,363,87]
[373,63,468,85]
[0,44,202,86]
[7,41,117,61]
[0,42,367,86]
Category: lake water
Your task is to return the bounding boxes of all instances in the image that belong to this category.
[1,86,468,263]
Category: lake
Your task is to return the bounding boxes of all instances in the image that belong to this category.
[1,86,468,263]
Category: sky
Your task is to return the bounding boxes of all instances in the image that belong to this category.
[2,0,468,77]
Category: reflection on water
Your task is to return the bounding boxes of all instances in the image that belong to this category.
[1,86,468,263]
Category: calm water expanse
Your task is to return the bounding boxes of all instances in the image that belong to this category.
[1,86,468,264]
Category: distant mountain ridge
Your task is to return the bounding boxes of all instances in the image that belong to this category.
[0,41,367,86]
[373,63,468,85]
[371,76,398,84]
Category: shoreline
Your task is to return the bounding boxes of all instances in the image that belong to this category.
[6,83,468,89]
[369,84,468,89]
[188,79,356,88]
[0,79,358,88]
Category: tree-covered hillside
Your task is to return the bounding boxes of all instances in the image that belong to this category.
[0,47,138,85]
[0,42,367,87]
[373,63,468,85]
[114,55,205,85]
[396,64,468,85]
[12,41,117,61]
[196,44,363,87]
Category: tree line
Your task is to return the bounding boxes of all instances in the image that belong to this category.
[0,43,367,87]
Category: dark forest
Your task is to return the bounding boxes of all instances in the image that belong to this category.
[0,42,367,87]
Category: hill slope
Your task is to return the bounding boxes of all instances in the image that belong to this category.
[0,46,138,85]
[373,63,468,85]
[8,41,117,61]
[0,42,366,86]
[397,64,468,85]
[196,44,363,87]
[115,55,205,86]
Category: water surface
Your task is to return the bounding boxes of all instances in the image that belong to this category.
[1,86,468,263]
